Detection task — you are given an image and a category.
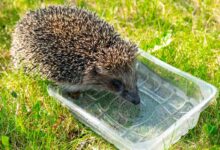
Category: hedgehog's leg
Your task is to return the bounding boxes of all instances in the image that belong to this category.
[66,91,81,99]
[60,85,85,100]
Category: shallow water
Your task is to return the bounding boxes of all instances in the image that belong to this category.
[63,62,197,142]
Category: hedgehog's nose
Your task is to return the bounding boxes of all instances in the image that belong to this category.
[121,90,140,105]
[132,95,140,105]
[131,93,140,105]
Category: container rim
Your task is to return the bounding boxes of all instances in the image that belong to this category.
[47,85,134,149]
[48,49,218,150]
[137,49,218,148]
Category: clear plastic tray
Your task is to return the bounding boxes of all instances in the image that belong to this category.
[48,49,218,150]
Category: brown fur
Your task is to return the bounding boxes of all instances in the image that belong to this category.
[11,6,139,103]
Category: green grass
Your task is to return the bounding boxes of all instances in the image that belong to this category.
[0,0,219,149]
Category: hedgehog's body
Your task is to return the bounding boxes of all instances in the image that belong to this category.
[11,6,140,104]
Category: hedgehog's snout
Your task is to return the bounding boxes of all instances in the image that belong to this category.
[109,79,140,105]
[120,86,140,105]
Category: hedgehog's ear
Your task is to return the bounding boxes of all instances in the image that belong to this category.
[90,65,109,76]
[94,65,111,75]
[88,66,102,76]
[94,65,105,74]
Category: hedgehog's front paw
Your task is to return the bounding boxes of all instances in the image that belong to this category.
[64,91,81,100]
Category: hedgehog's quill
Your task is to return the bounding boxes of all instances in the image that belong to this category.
[11,6,140,105]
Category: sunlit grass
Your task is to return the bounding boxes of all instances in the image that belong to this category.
[0,0,219,149]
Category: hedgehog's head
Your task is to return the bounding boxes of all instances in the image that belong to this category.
[84,42,140,105]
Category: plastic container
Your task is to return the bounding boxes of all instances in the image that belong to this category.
[48,49,218,150]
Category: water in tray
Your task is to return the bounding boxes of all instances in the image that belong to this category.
[62,62,197,142]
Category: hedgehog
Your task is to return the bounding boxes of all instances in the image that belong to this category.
[11,6,140,105]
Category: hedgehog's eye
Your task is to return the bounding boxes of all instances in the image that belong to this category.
[105,67,110,70]
[111,79,124,92]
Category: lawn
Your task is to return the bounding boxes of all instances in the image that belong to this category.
[0,0,219,149]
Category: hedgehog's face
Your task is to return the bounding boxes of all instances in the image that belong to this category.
[84,63,140,105]
[109,76,140,105]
